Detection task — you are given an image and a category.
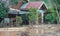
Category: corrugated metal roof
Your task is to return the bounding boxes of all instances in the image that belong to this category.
[12,2,23,10]
[26,1,43,9]
[8,10,29,14]
[20,3,29,10]
[12,1,44,10]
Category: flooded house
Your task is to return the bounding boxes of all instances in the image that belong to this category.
[8,0,47,25]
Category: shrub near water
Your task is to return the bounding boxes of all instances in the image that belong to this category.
[16,16,23,26]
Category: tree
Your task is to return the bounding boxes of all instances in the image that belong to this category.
[0,3,9,18]
[29,8,37,25]
[51,0,60,24]
[44,4,58,24]
[10,0,28,5]
[44,0,60,24]
[45,10,57,24]
[10,0,18,5]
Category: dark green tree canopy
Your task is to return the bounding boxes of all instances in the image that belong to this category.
[0,3,9,18]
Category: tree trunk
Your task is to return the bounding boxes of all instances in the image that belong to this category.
[55,0,60,24]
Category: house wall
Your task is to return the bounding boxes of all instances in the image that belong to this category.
[8,14,29,25]
[8,14,16,18]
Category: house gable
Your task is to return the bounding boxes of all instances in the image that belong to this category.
[40,4,47,10]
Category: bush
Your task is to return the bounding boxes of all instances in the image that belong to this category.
[16,16,23,26]
[45,8,57,24]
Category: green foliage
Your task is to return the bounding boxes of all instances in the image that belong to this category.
[57,0,60,4]
[16,16,23,25]
[10,0,18,5]
[45,13,57,23]
[45,8,57,23]
[10,0,28,5]
[0,3,9,18]
[58,5,60,12]
[29,8,37,22]
[52,0,60,12]
[46,7,55,13]
[30,0,36,1]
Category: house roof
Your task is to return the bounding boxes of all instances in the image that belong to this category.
[12,1,47,10]
[12,2,23,10]
[26,1,43,9]
[8,8,29,14]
